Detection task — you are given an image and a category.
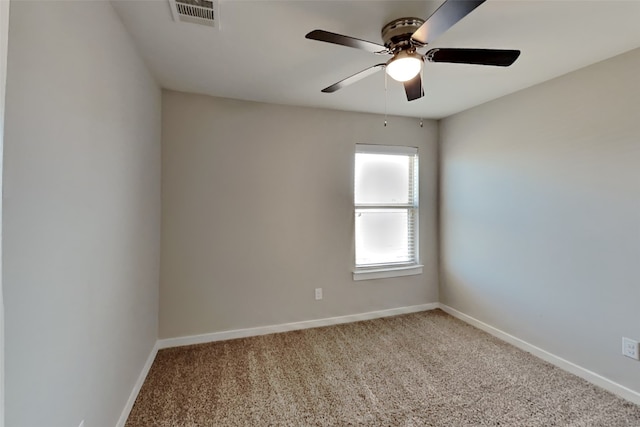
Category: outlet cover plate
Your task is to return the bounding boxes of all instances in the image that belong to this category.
[315,288,323,300]
[622,337,639,360]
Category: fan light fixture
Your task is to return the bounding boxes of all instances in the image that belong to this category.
[386,51,422,82]
[305,0,522,102]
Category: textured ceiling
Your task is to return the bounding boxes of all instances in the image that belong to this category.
[112,0,640,119]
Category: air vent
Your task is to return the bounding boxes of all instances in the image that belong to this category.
[169,0,219,28]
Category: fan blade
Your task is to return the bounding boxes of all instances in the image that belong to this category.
[404,74,424,101]
[306,30,387,54]
[426,48,520,66]
[412,0,485,45]
[321,64,386,93]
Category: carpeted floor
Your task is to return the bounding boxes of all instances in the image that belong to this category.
[126,309,640,426]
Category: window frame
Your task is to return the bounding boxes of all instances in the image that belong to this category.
[353,144,423,281]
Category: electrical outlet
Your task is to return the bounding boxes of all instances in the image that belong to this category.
[315,288,323,300]
[622,337,639,360]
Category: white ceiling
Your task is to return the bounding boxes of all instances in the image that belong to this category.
[111,0,640,119]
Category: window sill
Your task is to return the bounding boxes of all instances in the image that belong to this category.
[353,264,423,281]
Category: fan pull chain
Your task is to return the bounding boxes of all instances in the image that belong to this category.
[384,71,388,127]
[419,58,425,128]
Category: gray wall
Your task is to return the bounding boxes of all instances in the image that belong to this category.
[440,48,640,393]
[0,2,9,425]
[4,2,161,426]
[161,91,439,338]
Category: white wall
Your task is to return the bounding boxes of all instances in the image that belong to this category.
[160,91,439,339]
[440,48,640,394]
[4,2,161,426]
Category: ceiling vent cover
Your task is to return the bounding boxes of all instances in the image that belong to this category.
[169,0,219,28]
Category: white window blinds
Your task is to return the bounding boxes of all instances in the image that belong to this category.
[354,144,419,268]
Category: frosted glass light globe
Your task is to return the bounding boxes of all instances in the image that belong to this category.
[386,51,422,82]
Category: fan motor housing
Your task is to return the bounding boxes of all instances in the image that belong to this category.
[381,17,425,51]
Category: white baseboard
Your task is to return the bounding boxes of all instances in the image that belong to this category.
[158,303,439,349]
[439,303,640,406]
[116,341,159,427]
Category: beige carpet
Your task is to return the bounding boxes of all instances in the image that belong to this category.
[126,310,640,426]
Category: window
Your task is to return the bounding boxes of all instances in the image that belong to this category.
[353,144,422,280]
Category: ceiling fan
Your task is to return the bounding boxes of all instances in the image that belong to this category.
[305,0,520,101]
